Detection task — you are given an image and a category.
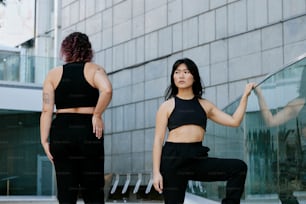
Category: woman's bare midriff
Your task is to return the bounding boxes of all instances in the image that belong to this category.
[56,107,95,114]
[167,125,205,143]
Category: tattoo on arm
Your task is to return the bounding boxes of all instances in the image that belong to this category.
[43,93,50,104]
[97,68,106,74]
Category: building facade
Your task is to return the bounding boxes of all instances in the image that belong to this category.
[1,0,306,202]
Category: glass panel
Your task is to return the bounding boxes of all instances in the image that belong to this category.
[0,54,20,81]
[0,111,54,195]
[245,56,306,202]
[0,52,57,83]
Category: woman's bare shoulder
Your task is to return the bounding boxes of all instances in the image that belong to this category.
[159,98,174,112]
[199,98,214,106]
[86,62,105,71]
[42,66,63,90]
[48,66,63,74]
[46,66,62,79]
[85,63,108,80]
[198,98,216,114]
[164,97,175,106]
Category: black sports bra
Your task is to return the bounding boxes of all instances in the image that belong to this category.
[55,62,99,109]
[167,96,207,131]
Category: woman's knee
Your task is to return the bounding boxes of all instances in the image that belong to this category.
[234,159,248,173]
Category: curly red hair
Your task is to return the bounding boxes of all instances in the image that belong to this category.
[60,32,93,63]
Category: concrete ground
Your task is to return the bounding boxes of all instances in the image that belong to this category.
[1,193,306,204]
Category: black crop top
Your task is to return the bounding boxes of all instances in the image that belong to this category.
[167,96,207,131]
[55,62,99,109]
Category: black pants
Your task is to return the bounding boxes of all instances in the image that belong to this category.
[278,161,300,204]
[50,113,105,204]
[160,142,247,204]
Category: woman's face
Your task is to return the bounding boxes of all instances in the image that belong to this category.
[173,64,194,89]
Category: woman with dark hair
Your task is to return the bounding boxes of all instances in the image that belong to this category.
[152,58,255,204]
[40,32,112,204]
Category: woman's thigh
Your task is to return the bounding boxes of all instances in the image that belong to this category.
[189,157,247,182]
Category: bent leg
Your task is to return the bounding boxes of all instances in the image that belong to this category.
[192,157,247,204]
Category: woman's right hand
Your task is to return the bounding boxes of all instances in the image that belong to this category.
[42,142,53,163]
[92,115,104,139]
[153,172,163,194]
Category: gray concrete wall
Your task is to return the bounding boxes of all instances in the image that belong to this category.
[58,0,306,176]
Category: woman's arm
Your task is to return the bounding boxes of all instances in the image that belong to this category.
[92,66,113,139]
[206,83,254,127]
[152,101,169,194]
[254,86,302,127]
[40,72,55,162]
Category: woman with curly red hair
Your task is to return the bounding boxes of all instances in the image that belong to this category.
[40,32,112,204]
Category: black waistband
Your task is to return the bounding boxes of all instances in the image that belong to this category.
[55,113,93,118]
[164,141,203,147]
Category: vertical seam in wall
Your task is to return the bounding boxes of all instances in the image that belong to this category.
[181,0,184,50]
[245,0,248,31]
[144,0,147,63]
[171,23,174,54]
[208,32,212,89]
[262,0,268,75]
[166,0,169,57]
[111,1,114,69]
[101,1,104,64]
[214,8,216,43]
[226,1,230,101]
[196,14,199,49]
[130,0,133,60]
[260,22,263,76]
[281,0,285,65]
[265,0,268,26]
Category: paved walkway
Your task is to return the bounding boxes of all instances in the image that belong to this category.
[0,193,217,204]
[0,193,214,204]
[1,193,306,204]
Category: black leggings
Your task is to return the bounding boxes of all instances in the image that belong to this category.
[50,113,105,204]
[160,142,247,204]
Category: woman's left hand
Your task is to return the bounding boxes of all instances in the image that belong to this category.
[92,115,104,139]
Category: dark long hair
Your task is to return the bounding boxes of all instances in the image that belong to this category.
[165,58,204,100]
[60,32,93,63]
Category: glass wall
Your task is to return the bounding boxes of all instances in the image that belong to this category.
[0,53,57,196]
[187,53,306,203]
[0,53,20,82]
[0,111,54,196]
[244,55,306,203]
[0,53,56,83]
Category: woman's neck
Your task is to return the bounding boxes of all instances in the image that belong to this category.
[176,90,194,99]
